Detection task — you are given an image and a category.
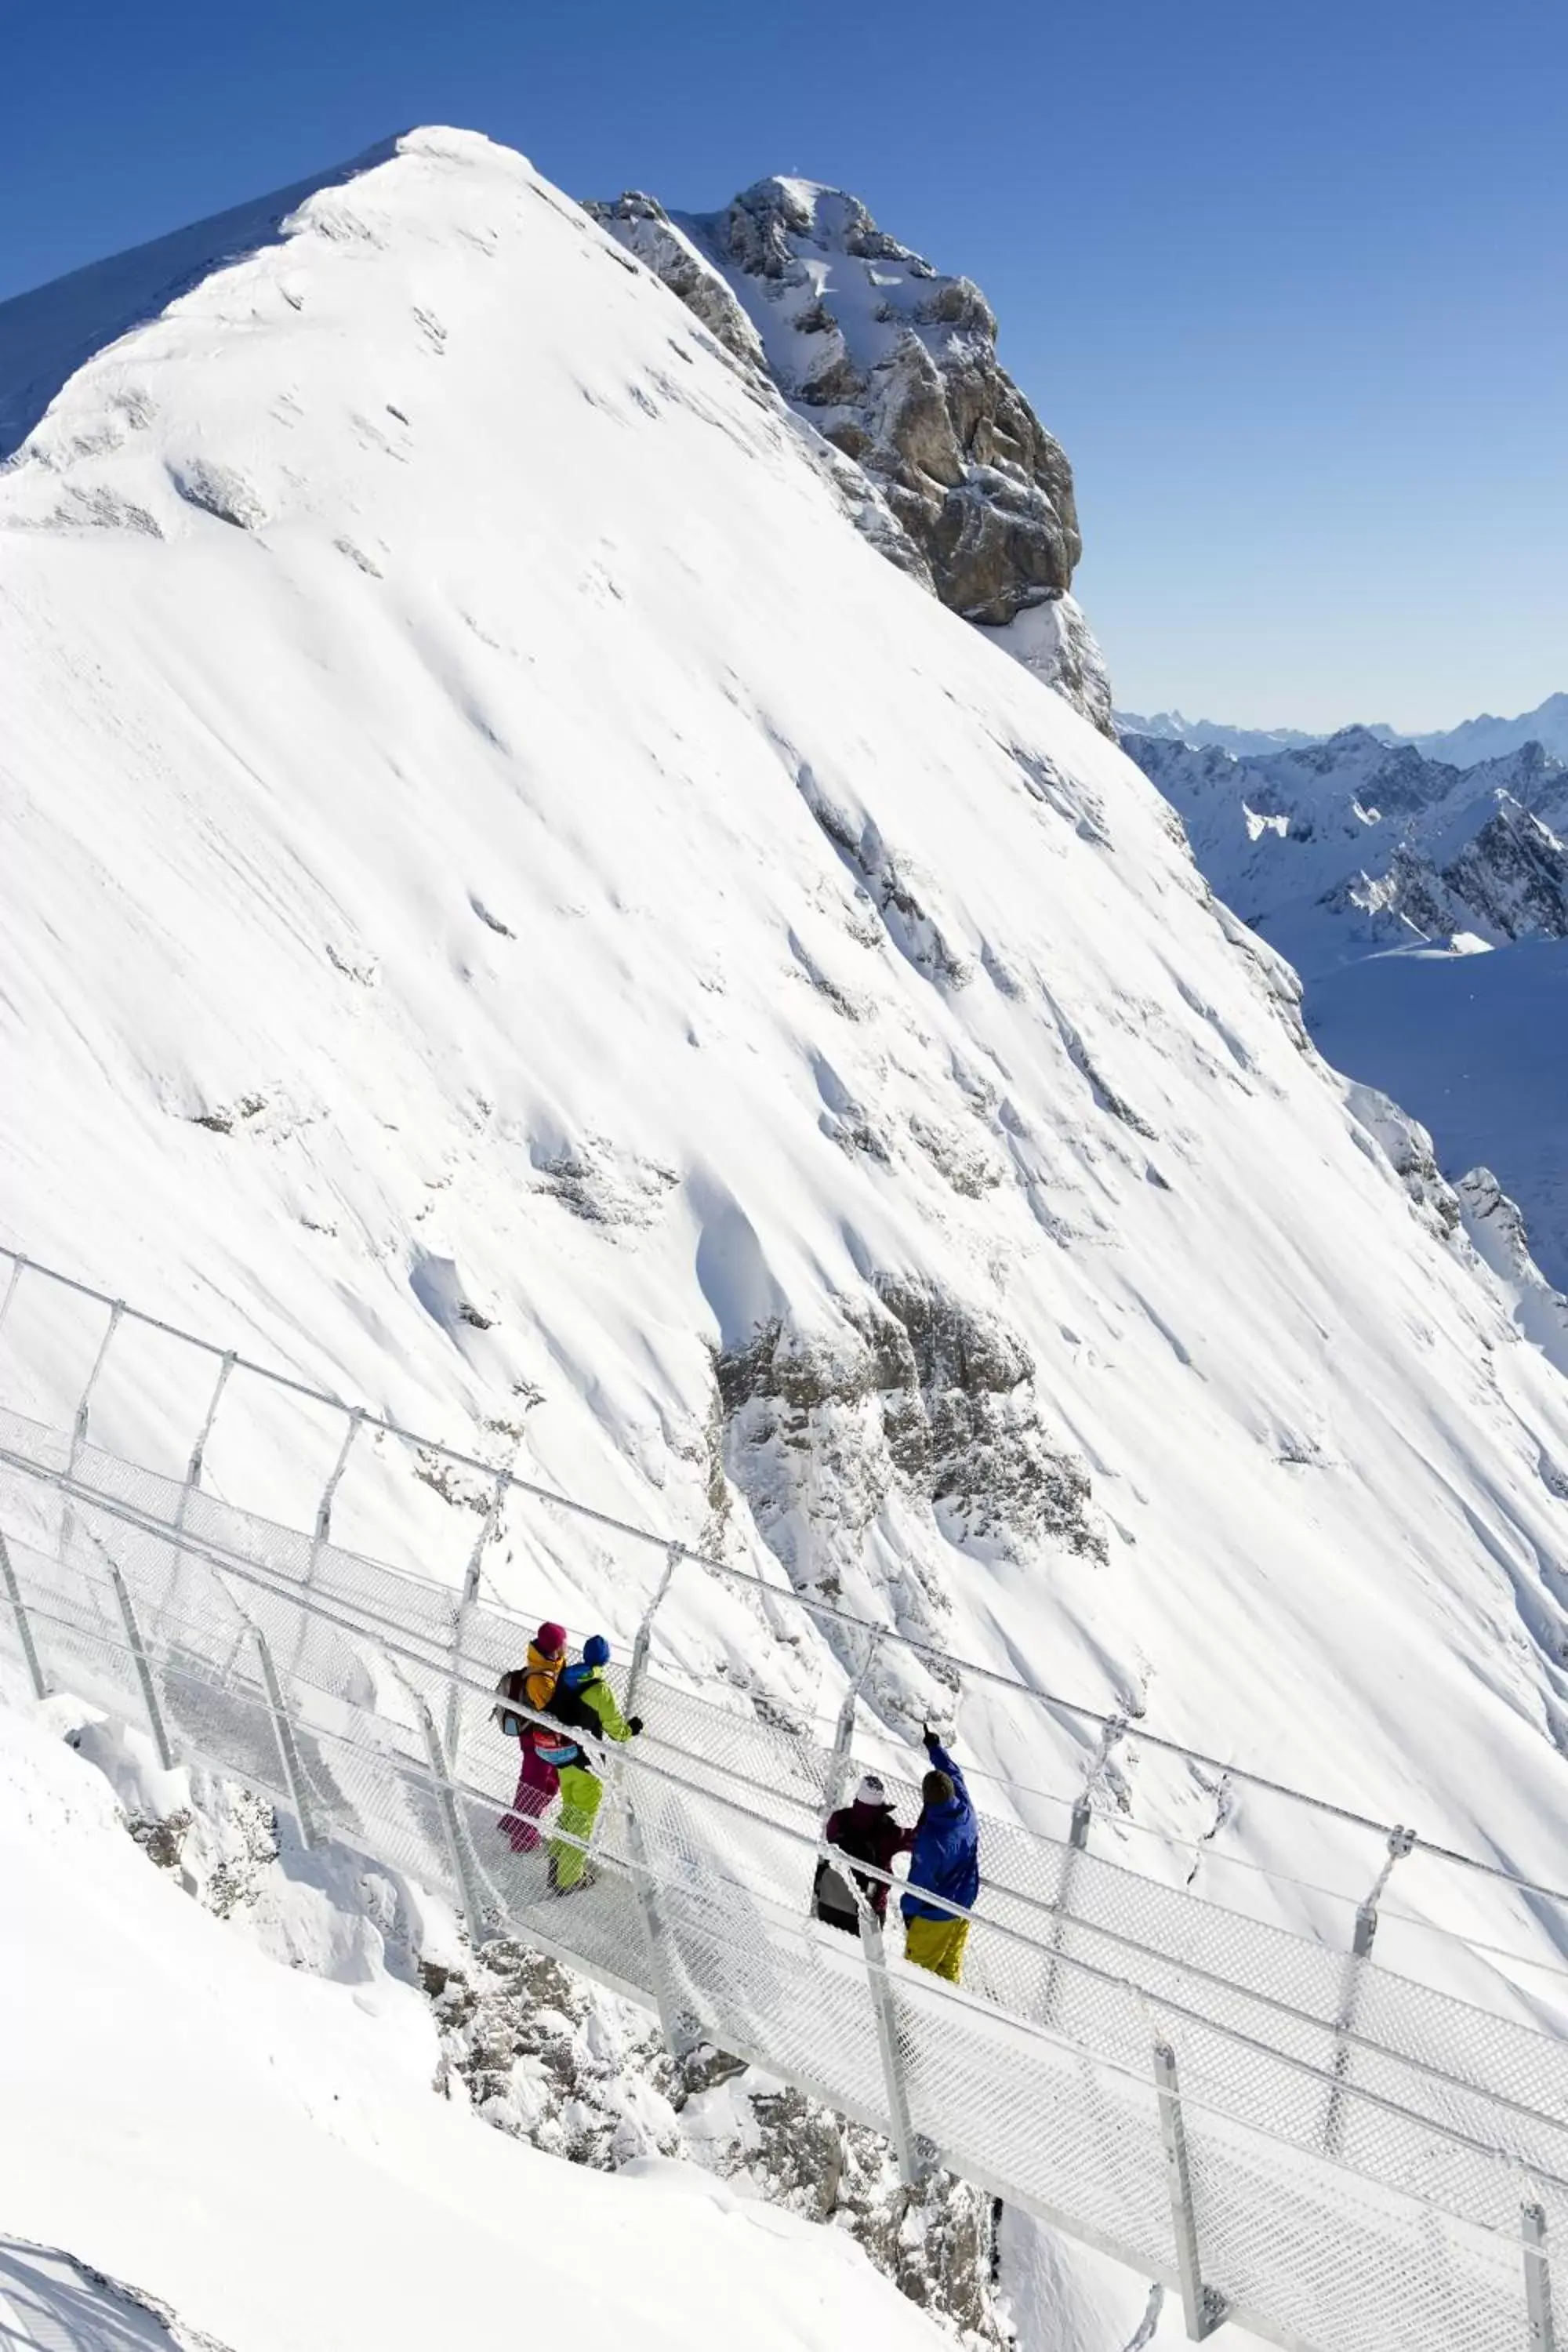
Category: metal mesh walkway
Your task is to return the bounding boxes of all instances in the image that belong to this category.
[0,1417,1562,2352]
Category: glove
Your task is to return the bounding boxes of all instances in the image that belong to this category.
[922,1724,941,1753]
[626,1715,644,1737]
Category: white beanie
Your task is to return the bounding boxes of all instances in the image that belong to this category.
[855,1774,887,1806]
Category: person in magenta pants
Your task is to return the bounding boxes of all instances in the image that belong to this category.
[496,1621,568,1853]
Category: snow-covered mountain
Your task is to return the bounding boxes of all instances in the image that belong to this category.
[1115,710,1341,757]
[1123,725,1568,978]
[8,125,1568,2347]
[1123,723,1568,1281]
[1117,694,1568,768]
[588,179,1112,731]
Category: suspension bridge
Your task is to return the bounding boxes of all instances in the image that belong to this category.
[0,1245,1565,2352]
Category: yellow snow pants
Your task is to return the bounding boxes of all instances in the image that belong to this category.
[904,1915,970,1983]
[550,1763,602,1889]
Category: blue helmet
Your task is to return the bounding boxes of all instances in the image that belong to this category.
[583,1633,611,1668]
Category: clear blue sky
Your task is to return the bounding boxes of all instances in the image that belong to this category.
[2,0,1562,731]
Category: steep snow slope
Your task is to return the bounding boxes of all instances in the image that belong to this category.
[0,142,397,462]
[7,125,1568,2288]
[0,1696,947,2352]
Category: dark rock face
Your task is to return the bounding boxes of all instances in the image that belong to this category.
[713,1279,1104,1687]
[587,176,1112,732]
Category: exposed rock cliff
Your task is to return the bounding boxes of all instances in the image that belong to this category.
[588,180,1110,731]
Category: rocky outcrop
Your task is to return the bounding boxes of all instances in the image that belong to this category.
[583,191,767,372]
[587,177,1112,732]
[428,1942,1011,2346]
[713,1281,1104,1711]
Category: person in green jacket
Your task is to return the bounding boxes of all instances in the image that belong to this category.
[538,1635,643,1893]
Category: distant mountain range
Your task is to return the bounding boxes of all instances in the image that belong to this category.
[1122,720,1568,1285]
[1117,693,1568,768]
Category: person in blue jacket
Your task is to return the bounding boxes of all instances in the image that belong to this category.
[901,1726,980,1983]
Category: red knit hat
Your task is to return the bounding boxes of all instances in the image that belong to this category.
[536,1621,568,1657]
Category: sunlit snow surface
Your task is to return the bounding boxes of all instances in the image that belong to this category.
[4,125,1568,2341]
[0,1702,947,2352]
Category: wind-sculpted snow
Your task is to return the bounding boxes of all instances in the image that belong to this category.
[5,128,1568,2329]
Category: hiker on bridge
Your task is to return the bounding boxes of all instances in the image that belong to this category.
[495,1621,569,1855]
[815,1774,913,1937]
[539,1634,644,1895]
[902,1728,979,1984]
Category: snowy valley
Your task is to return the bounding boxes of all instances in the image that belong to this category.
[5,125,1568,2352]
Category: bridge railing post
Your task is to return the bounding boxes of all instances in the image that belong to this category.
[100,1548,174,1773]
[824,1631,884,1816]
[1153,2039,1224,2340]
[176,1350,235,1530]
[445,1465,513,1769]
[855,1880,924,2189]
[0,1526,48,1700]
[1042,1789,1094,2024]
[1325,1824,1414,2156]
[252,1624,317,1849]
[0,1251,26,1344]
[310,1409,363,1569]
[1526,2202,1558,2352]
[406,1675,488,1944]
[627,1544,683,1717]
[623,1789,697,2060]
[68,1298,125,1473]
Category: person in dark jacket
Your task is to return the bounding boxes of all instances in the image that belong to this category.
[901,1729,980,1983]
[816,1775,913,1935]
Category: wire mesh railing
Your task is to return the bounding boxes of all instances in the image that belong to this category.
[0,1426,1564,2350]
[6,1236,1568,2009]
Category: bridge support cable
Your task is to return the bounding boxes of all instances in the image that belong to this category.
[0,1526,47,1700]
[1155,2040,1225,2340]
[1526,2203,1558,2352]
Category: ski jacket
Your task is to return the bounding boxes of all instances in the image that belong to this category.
[823,1799,913,1922]
[532,1662,636,1771]
[900,1741,980,1925]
